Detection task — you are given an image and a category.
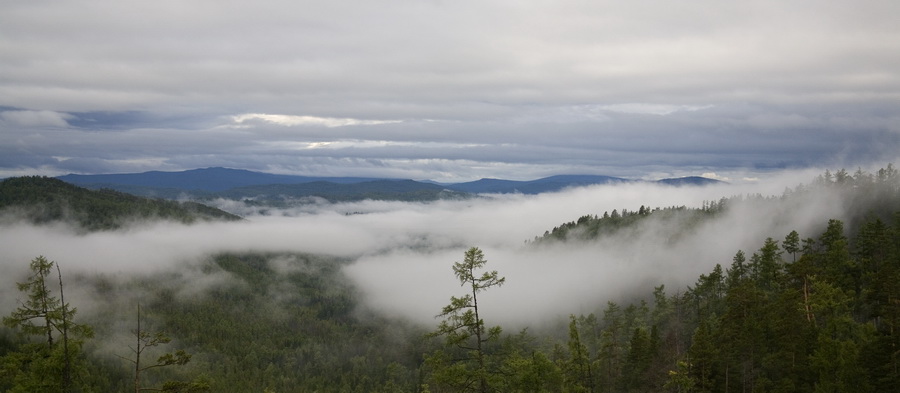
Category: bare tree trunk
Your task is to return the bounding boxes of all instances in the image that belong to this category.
[40,266,54,348]
[135,304,142,393]
[803,276,814,323]
[725,364,729,393]
[470,274,487,393]
[57,264,72,393]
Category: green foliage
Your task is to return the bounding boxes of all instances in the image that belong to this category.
[427,247,506,393]
[2,252,428,392]
[561,315,594,393]
[532,202,725,244]
[0,176,240,230]
[1,256,94,392]
[2,166,899,392]
[3,256,60,344]
[516,166,900,393]
[499,350,563,393]
[123,304,205,393]
[142,252,424,392]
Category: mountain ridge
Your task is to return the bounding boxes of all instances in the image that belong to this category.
[57,167,383,191]
[55,167,723,201]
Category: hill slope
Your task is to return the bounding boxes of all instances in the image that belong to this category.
[0,176,241,230]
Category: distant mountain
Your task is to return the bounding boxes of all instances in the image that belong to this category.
[54,168,723,202]
[0,176,241,230]
[441,178,527,194]
[444,174,722,194]
[446,175,628,194]
[58,167,381,192]
[656,176,724,186]
[218,180,469,202]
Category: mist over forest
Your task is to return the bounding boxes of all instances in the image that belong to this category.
[4,0,900,390]
[1,167,833,322]
[1,165,898,392]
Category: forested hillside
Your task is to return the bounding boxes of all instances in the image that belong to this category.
[0,167,898,392]
[0,176,241,230]
[535,166,900,245]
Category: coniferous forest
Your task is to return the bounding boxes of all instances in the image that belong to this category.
[0,166,898,392]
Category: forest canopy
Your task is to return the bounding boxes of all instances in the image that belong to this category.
[0,166,898,392]
[0,176,241,231]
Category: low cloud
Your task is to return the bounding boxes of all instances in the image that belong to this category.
[701,172,731,182]
[597,103,714,116]
[231,113,402,128]
[343,179,846,327]
[0,168,859,329]
[1,110,73,127]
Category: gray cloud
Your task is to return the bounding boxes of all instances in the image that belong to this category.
[1,1,899,180]
[0,110,72,127]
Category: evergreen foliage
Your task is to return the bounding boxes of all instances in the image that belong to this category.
[426,247,506,393]
[0,166,898,391]
[0,176,241,230]
[1,256,94,392]
[531,202,725,244]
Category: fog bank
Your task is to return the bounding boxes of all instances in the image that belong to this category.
[0,168,859,327]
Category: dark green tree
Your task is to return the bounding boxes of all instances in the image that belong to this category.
[562,315,595,393]
[686,318,719,393]
[497,330,563,392]
[808,279,873,392]
[784,230,801,263]
[749,238,783,290]
[4,256,59,347]
[622,326,652,392]
[597,301,625,393]
[427,247,505,393]
[1,256,92,393]
[817,220,857,293]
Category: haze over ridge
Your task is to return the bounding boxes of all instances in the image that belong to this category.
[0,166,861,326]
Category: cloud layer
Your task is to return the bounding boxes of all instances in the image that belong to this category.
[2,1,899,180]
[0,171,857,327]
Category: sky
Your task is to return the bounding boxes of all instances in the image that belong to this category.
[2,0,899,182]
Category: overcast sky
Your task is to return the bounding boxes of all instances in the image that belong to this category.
[2,0,899,182]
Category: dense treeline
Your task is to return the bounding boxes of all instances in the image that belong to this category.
[2,253,426,392]
[0,176,241,230]
[532,202,725,244]
[0,167,898,392]
[535,165,899,245]
[532,213,900,393]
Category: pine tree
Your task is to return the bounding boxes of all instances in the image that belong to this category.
[598,302,624,393]
[562,315,594,393]
[687,318,719,393]
[427,247,505,393]
[1,256,92,393]
[784,230,800,263]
